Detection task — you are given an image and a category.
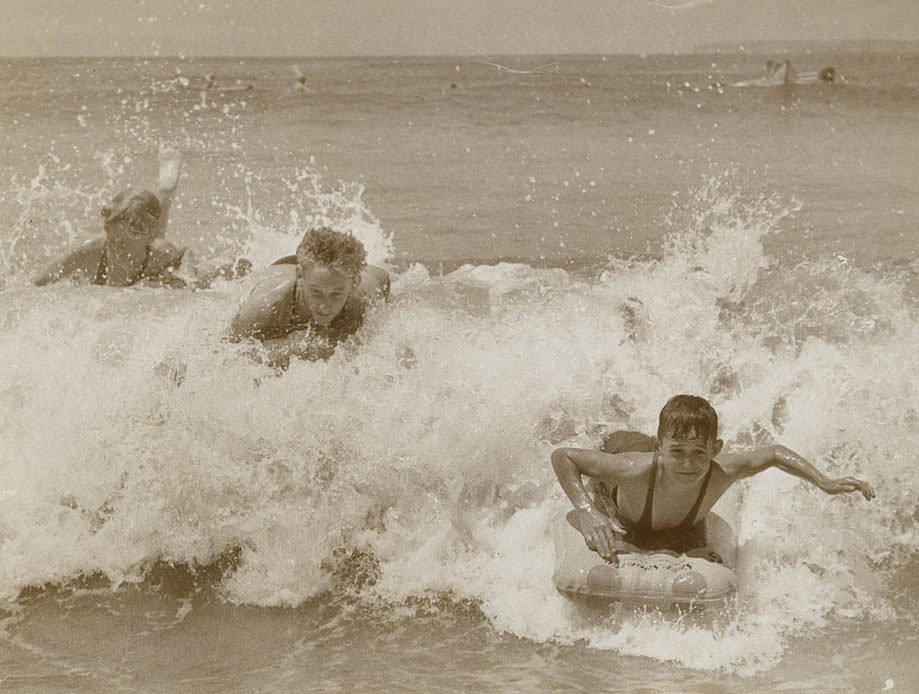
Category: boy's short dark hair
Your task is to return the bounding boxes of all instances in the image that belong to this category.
[296,226,367,281]
[657,394,718,442]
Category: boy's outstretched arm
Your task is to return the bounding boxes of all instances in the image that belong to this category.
[731,444,876,500]
[551,448,630,560]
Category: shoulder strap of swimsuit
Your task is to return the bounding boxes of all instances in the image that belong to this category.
[289,278,310,329]
[125,245,152,287]
[635,452,658,534]
[679,460,714,529]
[93,247,108,285]
[94,245,151,286]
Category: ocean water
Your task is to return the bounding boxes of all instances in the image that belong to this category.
[1,52,918,692]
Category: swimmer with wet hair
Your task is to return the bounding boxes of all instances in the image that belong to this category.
[229,226,390,365]
[296,225,368,283]
[552,394,875,562]
[32,145,250,288]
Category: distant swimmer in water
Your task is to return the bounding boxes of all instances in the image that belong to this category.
[552,394,875,562]
[202,72,253,91]
[766,59,796,85]
[292,65,314,93]
[731,59,801,88]
[229,226,390,366]
[33,145,251,288]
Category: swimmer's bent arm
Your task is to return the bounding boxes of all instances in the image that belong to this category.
[228,275,292,342]
[551,448,646,559]
[231,322,319,368]
[359,265,391,302]
[140,239,194,287]
[227,273,311,365]
[33,236,104,285]
[154,144,183,239]
[148,244,221,289]
[726,445,876,500]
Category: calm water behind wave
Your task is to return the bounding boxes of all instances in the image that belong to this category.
[2,51,918,273]
[1,51,918,693]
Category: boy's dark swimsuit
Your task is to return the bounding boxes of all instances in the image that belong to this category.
[588,431,724,562]
[591,455,717,555]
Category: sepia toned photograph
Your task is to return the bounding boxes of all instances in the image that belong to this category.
[1,1,916,691]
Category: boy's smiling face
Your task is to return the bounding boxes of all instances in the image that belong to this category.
[657,435,723,477]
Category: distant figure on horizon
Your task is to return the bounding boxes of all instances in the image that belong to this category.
[737,59,795,88]
[732,59,838,89]
[201,73,252,92]
[292,65,314,93]
[781,59,797,85]
[765,59,796,85]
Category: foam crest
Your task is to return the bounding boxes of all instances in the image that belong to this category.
[223,167,394,268]
[1,180,917,674]
[0,159,111,284]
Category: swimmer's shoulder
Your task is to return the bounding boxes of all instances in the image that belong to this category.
[229,264,297,340]
[33,235,105,285]
[246,264,298,296]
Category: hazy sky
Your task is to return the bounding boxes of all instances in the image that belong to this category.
[2,0,918,57]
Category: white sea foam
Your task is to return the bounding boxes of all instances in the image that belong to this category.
[2,174,915,675]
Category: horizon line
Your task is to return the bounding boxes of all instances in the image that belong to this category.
[3,39,919,61]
